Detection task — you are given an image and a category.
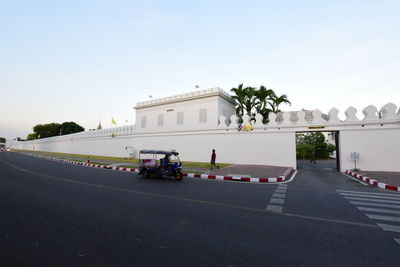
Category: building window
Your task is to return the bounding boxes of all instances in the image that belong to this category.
[199,108,207,123]
[177,112,184,125]
[141,116,147,128]
[157,114,164,127]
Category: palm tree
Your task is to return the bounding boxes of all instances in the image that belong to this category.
[271,93,291,113]
[242,86,257,117]
[230,84,247,118]
[254,85,275,123]
[232,84,291,123]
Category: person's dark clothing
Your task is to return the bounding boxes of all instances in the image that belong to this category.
[211,152,216,163]
[210,151,219,169]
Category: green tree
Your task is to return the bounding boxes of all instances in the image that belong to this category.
[231,84,291,123]
[60,122,84,135]
[26,133,38,140]
[230,83,247,118]
[0,137,5,143]
[270,93,291,113]
[254,85,275,123]
[32,122,84,138]
[33,123,61,138]
[296,143,315,159]
[242,86,257,117]
[296,132,335,159]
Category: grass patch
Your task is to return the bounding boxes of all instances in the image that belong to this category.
[181,161,230,169]
[15,149,139,163]
[87,161,108,165]
[14,149,231,169]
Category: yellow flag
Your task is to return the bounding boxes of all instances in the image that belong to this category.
[111,117,117,125]
[246,123,253,131]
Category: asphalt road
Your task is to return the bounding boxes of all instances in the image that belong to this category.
[1,152,399,266]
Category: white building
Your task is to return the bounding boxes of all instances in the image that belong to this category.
[134,87,236,133]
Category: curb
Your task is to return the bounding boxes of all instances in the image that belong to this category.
[183,168,293,183]
[345,170,400,192]
[48,156,293,183]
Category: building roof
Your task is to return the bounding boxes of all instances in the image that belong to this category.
[134,87,235,109]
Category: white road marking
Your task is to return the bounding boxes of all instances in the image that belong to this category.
[344,197,400,205]
[270,198,285,205]
[266,204,283,213]
[275,189,286,193]
[340,191,400,244]
[365,214,400,223]
[265,181,290,213]
[350,201,400,209]
[357,207,400,215]
[339,193,400,200]
[377,223,400,233]
[272,193,286,198]
[337,190,400,197]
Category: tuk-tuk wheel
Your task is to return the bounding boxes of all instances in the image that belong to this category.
[175,170,183,181]
[142,170,150,179]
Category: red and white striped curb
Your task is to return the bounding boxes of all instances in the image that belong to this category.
[45,156,293,183]
[346,170,400,192]
[183,168,293,183]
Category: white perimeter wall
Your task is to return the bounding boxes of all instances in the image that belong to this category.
[10,131,297,168]
[340,128,400,172]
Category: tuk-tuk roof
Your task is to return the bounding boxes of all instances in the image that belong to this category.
[139,150,179,156]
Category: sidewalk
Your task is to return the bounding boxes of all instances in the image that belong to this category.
[358,171,400,187]
[346,170,400,192]
[206,164,288,178]
[15,150,292,183]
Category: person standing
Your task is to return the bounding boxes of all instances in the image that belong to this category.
[310,150,316,164]
[210,149,219,170]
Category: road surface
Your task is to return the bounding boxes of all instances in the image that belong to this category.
[1,152,399,266]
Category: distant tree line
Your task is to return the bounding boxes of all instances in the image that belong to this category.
[230,83,291,123]
[0,137,6,143]
[25,122,84,140]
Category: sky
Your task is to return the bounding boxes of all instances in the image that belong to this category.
[1,0,399,139]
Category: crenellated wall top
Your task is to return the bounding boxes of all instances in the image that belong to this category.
[218,102,400,129]
[8,102,400,146]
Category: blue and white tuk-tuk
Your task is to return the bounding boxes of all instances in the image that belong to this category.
[138,150,183,180]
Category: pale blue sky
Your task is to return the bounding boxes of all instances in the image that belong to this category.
[1,0,399,139]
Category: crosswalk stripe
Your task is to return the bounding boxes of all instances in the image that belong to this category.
[266,204,283,213]
[340,193,400,200]
[337,190,400,197]
[344,197,400,205]
[366,214,400,223]
[270,198,285,204]
[357,207,400,215]
[350,201,400,209]
[377,223,400,233]
[273,193,286,198]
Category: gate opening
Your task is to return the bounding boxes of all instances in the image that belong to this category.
[295,131,340,171]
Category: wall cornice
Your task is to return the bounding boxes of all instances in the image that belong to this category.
[134,87,235,109]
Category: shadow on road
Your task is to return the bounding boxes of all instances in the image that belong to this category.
[297,159,337,171]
